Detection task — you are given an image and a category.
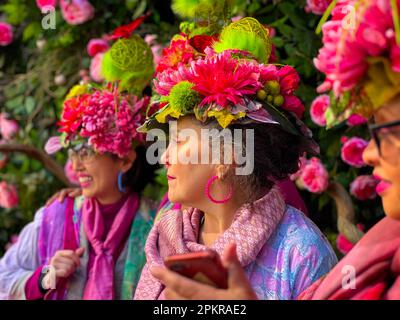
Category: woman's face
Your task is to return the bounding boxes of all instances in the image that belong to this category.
[160,116,228,208]
[362,97,400,220]
[70,147,135,204]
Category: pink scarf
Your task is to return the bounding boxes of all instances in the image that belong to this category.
[134,187,286,300]
[82,192,139,300]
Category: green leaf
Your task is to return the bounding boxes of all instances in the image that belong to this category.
[22,22,42,42]
[25,96,36,113]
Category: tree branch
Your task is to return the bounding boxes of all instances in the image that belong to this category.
[326,181,364,244]
[0,143,72,187]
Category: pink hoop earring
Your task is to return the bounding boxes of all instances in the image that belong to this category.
[205,175,233,204]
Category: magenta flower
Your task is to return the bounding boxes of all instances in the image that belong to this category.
[346,114,368,127]
[341,136,368,168]
[36,0,57,10]
[350,175,378,200]
[44,136,62,154]
[87,38,109,57]
[0,181,18,209]
[310,94,330,126]
[153,64,191,96]
[297,157,329,194]
[60,0,94,25]
[305,0,333,15]
[0,22,13,47]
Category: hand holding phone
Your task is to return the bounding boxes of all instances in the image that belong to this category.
[164,251,228,289]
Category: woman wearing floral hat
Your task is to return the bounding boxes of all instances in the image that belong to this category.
[0,33,158,300]
[134,17,337,300]
[153,1,400,300]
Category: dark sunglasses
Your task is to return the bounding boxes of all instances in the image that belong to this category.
[368,120,400,156]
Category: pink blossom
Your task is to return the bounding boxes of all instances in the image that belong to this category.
[60,0,94,25]
[346,113,368,126]
[0,113,19,140]
[390,44,400,72]
[153,64,190,96]
[44,136,62,154]
[0,181,18,209]
[87,38,109,57]
[0,22,13,47]
[305,0,332,15]
[341,136,368,167]
[297,157,329,193]
[64,159,79,185]
[336,224,365,255]
[310,94,330,126]
[36,0,57,10]
[350,175,378,200]
[90,52,104,82]
[277,65,300,95]
[282,95,304,119]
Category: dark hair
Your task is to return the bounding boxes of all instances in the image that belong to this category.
[200,116,308,202]
[120,145,158,193]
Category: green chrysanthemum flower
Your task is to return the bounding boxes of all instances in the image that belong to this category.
[168,81,201,114]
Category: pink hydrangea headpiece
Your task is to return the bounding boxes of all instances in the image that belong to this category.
[53,84,149,158]
[314,0,400,126]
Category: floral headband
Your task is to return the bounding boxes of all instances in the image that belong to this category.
[138,17,317,155]
[45,85,149,158]
[45,19,154,158]
[314,0,400,127]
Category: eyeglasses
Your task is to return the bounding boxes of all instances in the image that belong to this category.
[67,145,97,164]
[368,119,400,160]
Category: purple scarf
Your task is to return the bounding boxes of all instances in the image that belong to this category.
[134,187,285,300]
[82,193,139,300]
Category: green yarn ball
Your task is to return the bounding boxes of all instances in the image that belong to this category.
[168,81,201,114]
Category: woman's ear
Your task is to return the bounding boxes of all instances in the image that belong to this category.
[120,150,137,173]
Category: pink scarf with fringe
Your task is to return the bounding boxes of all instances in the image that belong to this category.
[134,187,285,300]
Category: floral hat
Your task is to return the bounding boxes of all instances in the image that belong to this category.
[45,20,154,158]
[314,0,400,127]
[138,17,318,154]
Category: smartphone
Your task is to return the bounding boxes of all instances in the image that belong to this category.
[164,251,228,289]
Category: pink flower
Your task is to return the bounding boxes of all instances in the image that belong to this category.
[0,22,13,47]
[346,113,368,126]
[60,0,94,25]
[87,38,109,57]
[390,44,400,72]
[350,175,378,200]
[36,0,57,10]
[310,94,330,126]
[282,95,305,119]
[0,181,18,209]
[187,51,261,108]
[305,0,332,15]
[341,136,368,167]
[297,157,329,193]
[44,136,62,154]
[90,52,104,82]
[277,66,300,95]
[0,113,19,140]
[64,159,79,185]
[154,64,191,96]
[336,224,365,255]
